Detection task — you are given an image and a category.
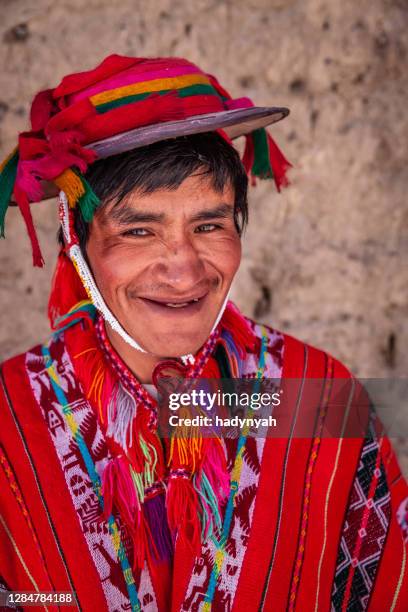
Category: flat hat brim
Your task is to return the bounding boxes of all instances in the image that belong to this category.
[13,105,289,203]
[90,105,289,158]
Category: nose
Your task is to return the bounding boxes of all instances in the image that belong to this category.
[154,236,207,292]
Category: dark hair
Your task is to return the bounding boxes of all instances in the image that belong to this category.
[58,132,248,252]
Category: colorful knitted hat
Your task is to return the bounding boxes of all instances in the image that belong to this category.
[0,54,291,267]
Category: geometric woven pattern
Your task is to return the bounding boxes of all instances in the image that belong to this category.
[331,435,391,610]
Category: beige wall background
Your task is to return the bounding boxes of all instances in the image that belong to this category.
[0,0,407,470]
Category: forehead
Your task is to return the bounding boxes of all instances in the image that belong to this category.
[98,173,235,222]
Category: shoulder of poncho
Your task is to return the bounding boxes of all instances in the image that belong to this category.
[245,315,355,379]
[0,344,47,424]
[0,343,44,375]
[0,333,71,381]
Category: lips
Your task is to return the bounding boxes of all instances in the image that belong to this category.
[138,292,208,314]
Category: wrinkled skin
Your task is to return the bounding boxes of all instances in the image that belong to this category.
[86,173,242,381]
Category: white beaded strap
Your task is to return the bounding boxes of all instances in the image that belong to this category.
[179,289,231,366]
[59,191,230,365]
[69,242,151,352]
[211,289,231,333]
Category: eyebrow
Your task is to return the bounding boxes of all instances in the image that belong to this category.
[109,206,165,226]
[189,203,234,223]
[108,202,234,226]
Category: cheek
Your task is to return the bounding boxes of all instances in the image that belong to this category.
[206,234,241,279]
[87,244,141,296]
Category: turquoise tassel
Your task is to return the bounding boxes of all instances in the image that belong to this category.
[0,149,19,238]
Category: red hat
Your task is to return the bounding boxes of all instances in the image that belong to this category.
[0,54,291,266]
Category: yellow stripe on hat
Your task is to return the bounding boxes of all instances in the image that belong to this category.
[90,73,211,105]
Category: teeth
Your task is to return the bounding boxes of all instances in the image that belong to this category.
[166,302,189,308]
[165,298,200,308]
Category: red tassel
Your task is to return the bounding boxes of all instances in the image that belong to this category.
[166,476,201,553]
[13,185,44,267]
[216,128,234,146]
[267,133,292,192]
[132,513,151,570]
[48,250,88,327]
[242,135,257,186]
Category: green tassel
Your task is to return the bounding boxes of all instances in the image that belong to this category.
[251,128,274,179]
[76,171,100,222]
[0,149,19,238]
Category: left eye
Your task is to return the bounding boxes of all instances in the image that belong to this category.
[123,228,150,237]
[195,224,219,233]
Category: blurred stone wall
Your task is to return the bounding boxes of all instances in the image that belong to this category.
[0,0,407,471]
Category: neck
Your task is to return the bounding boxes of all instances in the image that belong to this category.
[105,324,164,383]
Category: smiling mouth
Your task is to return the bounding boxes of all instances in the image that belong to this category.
[139,293,208,311]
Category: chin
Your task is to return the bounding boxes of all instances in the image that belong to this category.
[144,329,211,359]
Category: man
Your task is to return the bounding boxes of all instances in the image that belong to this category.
[0,55,407,611]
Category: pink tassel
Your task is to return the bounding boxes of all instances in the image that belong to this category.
[101,456,140,528]
[202,442,230,504]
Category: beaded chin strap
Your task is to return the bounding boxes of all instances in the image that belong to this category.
[59,190,231,366]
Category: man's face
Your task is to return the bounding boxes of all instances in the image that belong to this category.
[86,173,242,358]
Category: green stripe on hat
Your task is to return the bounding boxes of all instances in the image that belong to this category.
[95,83,220,114]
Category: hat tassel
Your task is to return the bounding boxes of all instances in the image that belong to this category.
[243,128,292,191]
[0,148,19,238]
[54,168,100,222]
[13,183,44,267]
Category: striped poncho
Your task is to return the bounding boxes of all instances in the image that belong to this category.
[0,306,407,611]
